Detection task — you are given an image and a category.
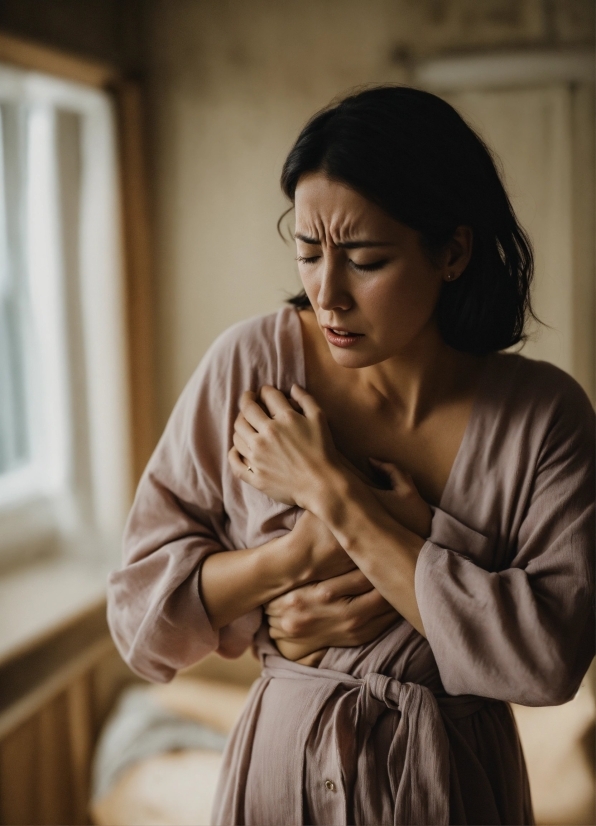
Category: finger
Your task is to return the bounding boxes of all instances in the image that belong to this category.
[264,596,288,617]
[239,390,272,431]
[266,623,285,640]
[234,412,257,441]
[238,390,258,411]
[349,587,394,619]
[369,458,414,495]
[265,583,310,615]
[232,430,251,460]
[290,384,322,420]
[316,569,373,599]
[228,446,256,483]
[258,385,294,418]
[265,570,372,617]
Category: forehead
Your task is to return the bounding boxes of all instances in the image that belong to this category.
[294,172,398,237]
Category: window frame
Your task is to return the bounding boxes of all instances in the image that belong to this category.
[0,31,156,567]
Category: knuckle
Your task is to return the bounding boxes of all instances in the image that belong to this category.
[261,421,275,439]
[286,592,304,612]
[281,617,304,637]
[345,615,362,634]
[317,585,334,604]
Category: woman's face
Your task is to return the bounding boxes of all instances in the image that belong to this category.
[294,172,460,368]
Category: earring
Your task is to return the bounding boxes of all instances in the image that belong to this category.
[446,272,455,281]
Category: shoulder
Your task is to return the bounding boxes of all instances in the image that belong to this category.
[206,305,298,360]
[159,306,302,460]
[186,305,302,399]
[503,353,593,411]
[496,353,594,455]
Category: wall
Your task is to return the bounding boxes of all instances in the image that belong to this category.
[146,0,594,425]
[0,0,592,426]
[0,0,145,71]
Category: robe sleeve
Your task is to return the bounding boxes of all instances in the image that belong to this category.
[107,326,262,683]
[415,378,595,706]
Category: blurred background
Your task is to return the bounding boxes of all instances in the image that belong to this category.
[0,1,593,824]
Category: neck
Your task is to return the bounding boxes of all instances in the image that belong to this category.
[351,327,482,428]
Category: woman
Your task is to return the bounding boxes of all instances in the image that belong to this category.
[108,87,595,826]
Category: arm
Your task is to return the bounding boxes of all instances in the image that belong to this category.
[200,509,357,630]
[229,384,430,636]
[230,381,595,705]
[413,388,595,705]
[109,323,319,682]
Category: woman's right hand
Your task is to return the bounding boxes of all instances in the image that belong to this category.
[288,509,357,584]
[266,569,400,664]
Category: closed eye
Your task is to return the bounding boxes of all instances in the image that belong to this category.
[296,256,389,272]
[349,259,388,272]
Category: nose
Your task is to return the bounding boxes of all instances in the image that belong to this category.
[317,252,352,312]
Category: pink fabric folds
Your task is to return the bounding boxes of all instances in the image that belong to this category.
[213,617,529,825]
[108,307,594,825]
[264,655,453,826]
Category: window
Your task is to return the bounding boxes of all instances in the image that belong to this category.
[0,63,132,567]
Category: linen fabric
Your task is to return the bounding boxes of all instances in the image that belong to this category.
[107,306,595,826]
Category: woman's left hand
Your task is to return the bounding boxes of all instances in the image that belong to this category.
[229,384,341,508]
[368,460,433,539]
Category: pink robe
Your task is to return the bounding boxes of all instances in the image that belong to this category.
[107,306,595,825]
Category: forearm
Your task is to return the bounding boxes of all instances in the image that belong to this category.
[200,534,303,630]
[308,470,426,636]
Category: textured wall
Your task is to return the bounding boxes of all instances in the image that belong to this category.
[0,0,592,420]
[146,0,594,424]
[148,0,594,420]
[0,0,146,71]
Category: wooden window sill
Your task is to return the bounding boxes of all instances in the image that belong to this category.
[0,555,110,669]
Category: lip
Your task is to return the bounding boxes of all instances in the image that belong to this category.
[324,326,364,348]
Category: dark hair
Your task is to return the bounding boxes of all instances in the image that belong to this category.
[280,85,535,355]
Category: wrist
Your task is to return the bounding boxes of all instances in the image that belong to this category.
[262,530,310,592]
[301,462,353,522]
[311,470,424,562]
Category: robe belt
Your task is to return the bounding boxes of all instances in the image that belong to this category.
[262,653,487,826]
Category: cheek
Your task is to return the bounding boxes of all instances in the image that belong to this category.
[300,269,321,307]
[363,267,442,333]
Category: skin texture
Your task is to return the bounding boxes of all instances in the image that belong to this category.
[225,172,485,659]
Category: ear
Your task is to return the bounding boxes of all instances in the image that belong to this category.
[442,225,473,283]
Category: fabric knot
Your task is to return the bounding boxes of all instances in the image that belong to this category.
[363,671,394,704]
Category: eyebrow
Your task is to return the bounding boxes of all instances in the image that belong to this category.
[294,233,394,249]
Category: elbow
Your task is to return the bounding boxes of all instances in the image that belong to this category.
[507,648,584,706]
[124,647,176,684]
[107,610,176,684]
[520,667,581,707]
[439,654,581,707]
[106,589,181,683]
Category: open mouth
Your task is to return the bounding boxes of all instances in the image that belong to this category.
[324,326,364,347]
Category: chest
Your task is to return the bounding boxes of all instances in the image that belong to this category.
[313,386,473,507]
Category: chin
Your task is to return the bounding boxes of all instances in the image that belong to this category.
[327,345,386,369]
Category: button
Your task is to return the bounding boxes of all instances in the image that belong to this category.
[324,779,336,792]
